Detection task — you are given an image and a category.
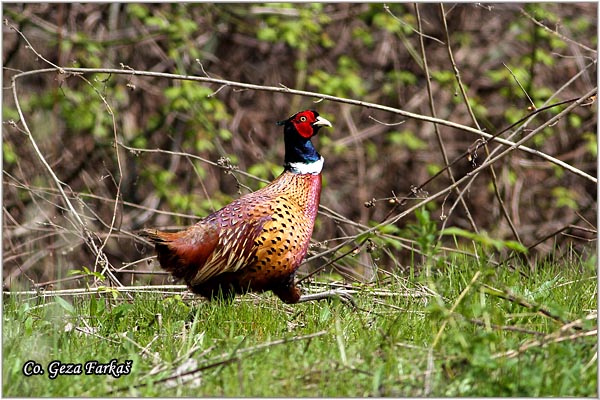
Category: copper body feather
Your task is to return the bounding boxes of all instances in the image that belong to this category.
[141,110,331,304]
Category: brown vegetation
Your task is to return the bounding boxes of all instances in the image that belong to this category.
[2,3,597,291]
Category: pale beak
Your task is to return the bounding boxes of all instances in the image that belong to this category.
[313,116,332,128]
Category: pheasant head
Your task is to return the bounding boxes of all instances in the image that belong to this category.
[277,110,332,174]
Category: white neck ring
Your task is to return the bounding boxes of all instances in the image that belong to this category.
[285,156,324,175]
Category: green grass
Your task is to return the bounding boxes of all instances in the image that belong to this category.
[3,253,597,397]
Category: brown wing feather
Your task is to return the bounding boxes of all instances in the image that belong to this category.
[139,224,219,283]
[140,198,274,286]
[188,213,272,285]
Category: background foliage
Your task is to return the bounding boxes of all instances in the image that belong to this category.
[3,3,597,293]
[2,3,597,397]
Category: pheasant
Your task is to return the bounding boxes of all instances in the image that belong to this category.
[141,110,352,305]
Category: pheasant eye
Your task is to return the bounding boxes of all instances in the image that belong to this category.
[299,116,307,122]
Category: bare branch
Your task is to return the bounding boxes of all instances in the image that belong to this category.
[8,66,596,184]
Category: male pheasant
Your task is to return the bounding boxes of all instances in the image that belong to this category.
[141,110,345,304]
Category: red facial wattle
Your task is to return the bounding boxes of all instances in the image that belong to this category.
[292,112,316,139]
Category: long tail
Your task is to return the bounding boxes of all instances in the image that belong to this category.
[138,227,218,283]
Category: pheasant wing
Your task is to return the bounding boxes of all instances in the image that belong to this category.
[188,212,272,285]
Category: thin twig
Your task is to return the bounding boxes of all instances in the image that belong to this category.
[372,88,596,242]
[416,4,478,234]
[480,283,571,326]
[7,21,123,289]
[478,59,596,179]
[492,328,597,359]
[7,66,595,183]
[503,62,537,110]
[109,330,328,394]
[384,3,445,45]
[74,73,126,289]
[519,8,597,54]
[440,4,522,245]
[5,284,190,297]
[438,57,596,248]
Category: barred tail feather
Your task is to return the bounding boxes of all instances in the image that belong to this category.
[138,226,219,283]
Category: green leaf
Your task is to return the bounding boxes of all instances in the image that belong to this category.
[583,132,597,156]
[441,227,527,253]
[3,143,17,164]
[551,187,579,209]
[504,240,528,253]
[127,4,149,19]
[431,70,455,85]
[54,296,75,314]
[387,130,426,150]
